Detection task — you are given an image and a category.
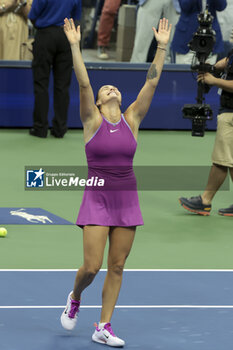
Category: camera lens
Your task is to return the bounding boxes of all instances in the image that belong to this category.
[200,39,207,47]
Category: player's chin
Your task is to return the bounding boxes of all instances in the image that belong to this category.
[108,95,120,102]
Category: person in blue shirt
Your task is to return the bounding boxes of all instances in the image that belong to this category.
[28,0,82,138]
[171,0,226,64]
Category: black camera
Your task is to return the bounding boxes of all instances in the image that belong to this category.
[182,6,216,137]
[189,9,216,61]
[182,104,213,137]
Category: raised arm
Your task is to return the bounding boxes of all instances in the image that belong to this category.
[125,18,172,127]
[64,18,99,125]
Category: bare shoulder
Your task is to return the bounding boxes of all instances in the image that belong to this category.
[83,109,103,144]
[123,107,134,127]
[123,107,140,140]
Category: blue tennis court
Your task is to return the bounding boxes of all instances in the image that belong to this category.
[1,270,233,350]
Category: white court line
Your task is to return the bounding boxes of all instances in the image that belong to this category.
[1,305,233,309]
[1,269,233,272]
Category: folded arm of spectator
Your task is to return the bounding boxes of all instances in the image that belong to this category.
[0,0,17,13]
[19,0,33,20]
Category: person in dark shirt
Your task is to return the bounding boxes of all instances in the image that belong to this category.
[179,50,233,216]
[28,0,82,138]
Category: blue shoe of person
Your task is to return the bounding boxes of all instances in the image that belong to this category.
[179,195,211,216]
[218,204,233,217]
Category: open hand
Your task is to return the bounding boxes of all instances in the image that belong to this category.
[64,18,81,45]
[153,18,172,47]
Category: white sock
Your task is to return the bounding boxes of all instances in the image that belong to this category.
[99,322,107,329]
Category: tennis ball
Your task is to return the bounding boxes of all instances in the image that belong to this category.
[0,227,7,237]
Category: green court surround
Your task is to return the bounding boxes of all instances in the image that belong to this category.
[0,129,232,269]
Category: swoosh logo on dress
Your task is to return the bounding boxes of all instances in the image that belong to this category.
[110,129,119,133]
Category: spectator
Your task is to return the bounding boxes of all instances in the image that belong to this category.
[217,0,233,58]
[0,0,32,60]
[130,0,179,63]
[171,0,227,65]
[97,0,121,60]
[28,0,82,138]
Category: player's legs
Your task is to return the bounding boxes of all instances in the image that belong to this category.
[201,163,228,204]
[72,225,110,301]
[100,226,136,323]
[61,225,110,330]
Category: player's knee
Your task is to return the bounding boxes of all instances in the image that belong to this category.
[109,263,125,276]
[83,265,101,279]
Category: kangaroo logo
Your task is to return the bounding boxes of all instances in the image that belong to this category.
[10,209,53,224]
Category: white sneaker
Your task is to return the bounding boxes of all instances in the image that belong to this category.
[92,322,125,347]
[60,291,80,330]
[97,46,109,60]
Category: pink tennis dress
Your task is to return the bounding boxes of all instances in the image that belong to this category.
[76,114,144,227]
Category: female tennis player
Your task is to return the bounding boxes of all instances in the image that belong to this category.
[61,17,171,347]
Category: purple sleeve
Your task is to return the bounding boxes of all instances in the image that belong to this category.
[28,0,47,21]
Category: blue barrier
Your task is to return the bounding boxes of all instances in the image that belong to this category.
[0,61,219,130]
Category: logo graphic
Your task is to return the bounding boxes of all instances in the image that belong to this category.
[10,209,53,224]
[110,129,119,133]
[26,168,45,188]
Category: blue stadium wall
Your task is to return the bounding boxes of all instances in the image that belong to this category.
[0,61,219,130]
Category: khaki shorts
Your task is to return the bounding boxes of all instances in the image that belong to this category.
[212,113,233,167]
